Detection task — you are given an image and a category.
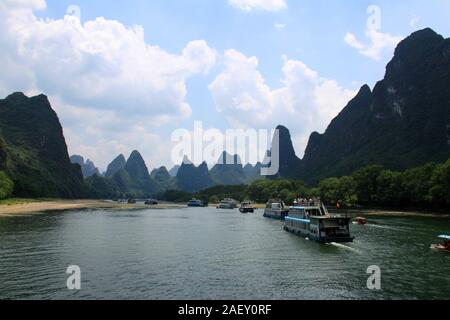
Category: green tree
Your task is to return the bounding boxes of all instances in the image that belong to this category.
[209,195,220,204]
[376,170,402,206]
[429,159,450,206]
[279,188,297,204]
[85,175,119,199]
[337,176,358,207]
[0,171,14,199]
[318,177,340,205]
[318,176,357,207]
[352,165,384,205]
[400,163,436,206]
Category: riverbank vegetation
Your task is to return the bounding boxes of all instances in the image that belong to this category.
[0,171,14,200]
[158,159,450,209]
[0,198,49,206]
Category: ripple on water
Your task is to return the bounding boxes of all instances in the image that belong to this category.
[0,209,449,299]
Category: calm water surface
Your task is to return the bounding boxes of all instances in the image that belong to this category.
[0,207,449,299]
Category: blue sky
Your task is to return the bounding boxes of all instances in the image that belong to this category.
[1,0,450,170]
[39,0,450,86]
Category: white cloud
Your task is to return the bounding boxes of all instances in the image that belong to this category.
[228,0,287,12]
[410,15,421,28]
[274,23,286,30]
[49,95,179,170]
[1,11,217,118]
[345,29,403,61]
[0,2,218,169]
[0,0,46,11]
[208,51,357,158]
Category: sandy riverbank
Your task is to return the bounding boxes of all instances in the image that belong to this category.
[0,200,186,217]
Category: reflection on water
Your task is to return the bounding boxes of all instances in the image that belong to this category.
[0,208,449,300]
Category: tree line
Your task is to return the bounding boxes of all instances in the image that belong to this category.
[158,158,450,209]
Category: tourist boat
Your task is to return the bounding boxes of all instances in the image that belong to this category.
[263,199,289,220]
[187,199,206,207]
[431,235,450,252]
[354,217,367,225]
[239,201,254,214]
[145,199,158,205]
[217,198,238,209]
[128,199,136,204]
[284,202,354,243]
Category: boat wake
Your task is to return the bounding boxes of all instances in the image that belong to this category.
[364,223,407,231]
[329,242,361,254]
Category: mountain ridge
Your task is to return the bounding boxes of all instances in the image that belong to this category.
[294,28,450,183]
[0,92,86,198]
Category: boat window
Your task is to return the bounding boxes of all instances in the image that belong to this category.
[323,220,339,228]
[271,203,282,210]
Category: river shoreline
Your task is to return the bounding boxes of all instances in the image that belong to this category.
[0,199,186,217]
[354,209,450,218]
[0,199,449,218]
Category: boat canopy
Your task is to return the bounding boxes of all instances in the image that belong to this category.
[438,235,450,240]
[289,206,320,210]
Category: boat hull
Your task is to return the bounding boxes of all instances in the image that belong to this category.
[217,205,236,209]
[263,209,289,220]
[187,200,206,207]
[431,244,450,252]
[284,225,354,243]
[240,208,254,213]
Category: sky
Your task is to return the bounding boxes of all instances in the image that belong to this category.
[1,0,449,171]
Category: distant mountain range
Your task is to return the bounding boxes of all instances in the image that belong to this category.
[70,155,100,177]
[105,154,126,178]
[1,28,449,198]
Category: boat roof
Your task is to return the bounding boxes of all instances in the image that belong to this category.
[438,235,450,240]
[290,206,321,210]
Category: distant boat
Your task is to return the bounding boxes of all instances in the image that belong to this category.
[239,201,254,214]
[187,199,206,207]
[354,217,367,225]
[145,199,158,205]
[263,199,289,220]
[217,198,238,210]
[431,235,450,252]
[284,202,354,244]
[127,199,136,204]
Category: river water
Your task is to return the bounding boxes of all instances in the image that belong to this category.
[0,207,449,300]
